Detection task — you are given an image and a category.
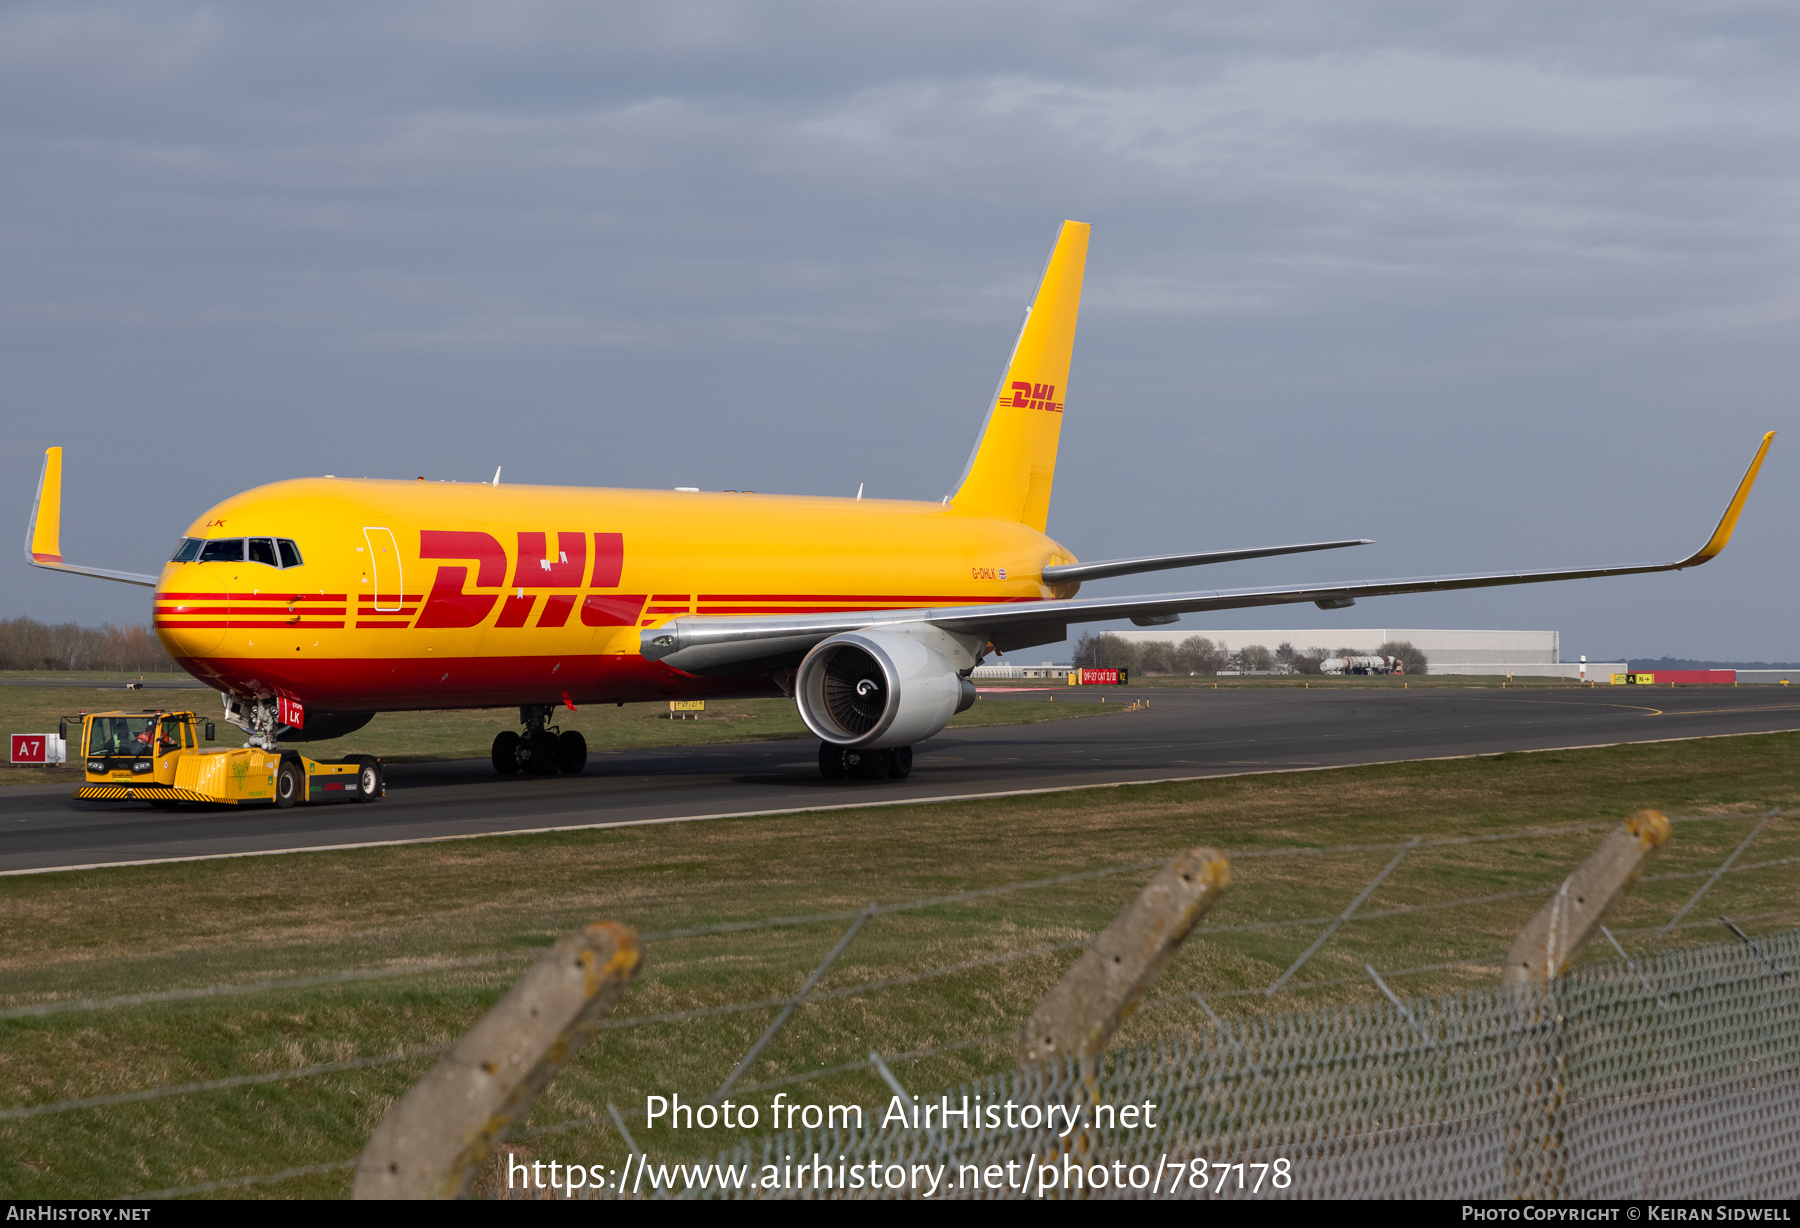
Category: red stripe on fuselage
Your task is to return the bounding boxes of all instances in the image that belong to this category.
[696,594,1034,603]
[158,593,347,601]
[155,620,346,629]
[156,606,348,615]
[170,653,784,710]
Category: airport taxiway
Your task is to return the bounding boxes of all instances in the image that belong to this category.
[4,685,1797,874]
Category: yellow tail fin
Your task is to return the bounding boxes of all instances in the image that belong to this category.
[951,220,1089,531]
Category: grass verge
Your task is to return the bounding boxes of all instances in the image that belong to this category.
[1,732,1796,1197]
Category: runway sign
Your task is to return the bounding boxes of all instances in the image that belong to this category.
[11,734,66,765]
[1068,668,1129,686]
[1613,670,1735,685]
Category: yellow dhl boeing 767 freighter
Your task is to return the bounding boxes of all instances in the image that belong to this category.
[26,221,1776,786]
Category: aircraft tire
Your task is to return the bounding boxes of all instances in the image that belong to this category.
[818,743,848,780]
[854,748,891,781]
[886,746,913,779]
[527,730,562,776]
[275,757,303,808]
[559,730,588,774]
[492,730,521,775]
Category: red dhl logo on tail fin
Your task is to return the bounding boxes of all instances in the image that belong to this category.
[1008,381,1062,413]
[399,531,642,631]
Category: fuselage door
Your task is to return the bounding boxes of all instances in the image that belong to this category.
[362,527,402,612]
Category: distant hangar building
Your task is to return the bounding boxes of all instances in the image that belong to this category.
[1109,627,1625,680]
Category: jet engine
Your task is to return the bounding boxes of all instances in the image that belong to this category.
[795,628,978,749]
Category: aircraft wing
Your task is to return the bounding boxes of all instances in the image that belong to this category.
[23,447,159,588]
[1040,537,1372,585]
[644,431,1774,675]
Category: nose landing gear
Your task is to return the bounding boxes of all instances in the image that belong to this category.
[818,742,913,781]
[491,705,588,776]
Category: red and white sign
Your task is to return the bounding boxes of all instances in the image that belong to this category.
[11,734,65,765]
[277,697,305,729]
[1070,668,1129,686]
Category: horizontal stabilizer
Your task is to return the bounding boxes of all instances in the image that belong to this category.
[1043,538,1372,585]
[23,447,158,588]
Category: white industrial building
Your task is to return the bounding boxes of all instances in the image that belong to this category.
[1109,628,1625,680]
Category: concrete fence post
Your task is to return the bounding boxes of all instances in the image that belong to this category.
[1021,846,1230,1068]
[353,921,642,1200]
[1504,809,1670,1200]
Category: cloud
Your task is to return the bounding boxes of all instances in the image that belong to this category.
[3,1,1797,658]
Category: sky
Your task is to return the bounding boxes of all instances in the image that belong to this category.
[5,1,1797,664]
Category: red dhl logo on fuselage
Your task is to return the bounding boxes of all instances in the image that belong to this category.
[406,530,640,630]
[1008,381,1062,413]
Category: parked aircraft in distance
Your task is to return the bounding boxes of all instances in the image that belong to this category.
[25,221,1775,783]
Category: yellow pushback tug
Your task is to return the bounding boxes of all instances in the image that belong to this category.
[70,709,383,809]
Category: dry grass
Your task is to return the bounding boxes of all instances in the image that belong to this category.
[1,731,1797,1198]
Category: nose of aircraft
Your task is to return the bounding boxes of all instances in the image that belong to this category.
[153,572,226,659]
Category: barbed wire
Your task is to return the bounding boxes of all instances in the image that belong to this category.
[138,1159,357,1200]
[0,951,534,1021]
[1609,906,1800,937]
[1642,854,1800,883]
[601,941,1088,1030]
[0,1048,441,1121]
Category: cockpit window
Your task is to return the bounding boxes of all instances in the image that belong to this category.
[178,537,304,568]
[199,538,244,563]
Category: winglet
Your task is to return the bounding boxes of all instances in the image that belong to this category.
[22,446,158,587]
[1680,431,1775,567]
[26,446,63,564]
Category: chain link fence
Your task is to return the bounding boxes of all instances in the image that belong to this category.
[580,928,1798,1200]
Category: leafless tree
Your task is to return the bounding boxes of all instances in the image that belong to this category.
[1072,631,1139,670]
[1377,639,1429,676]
[1172,635,1225,675]
[1232,643,1275,672]
[1137,640,1175,674]
[0,617,177,673]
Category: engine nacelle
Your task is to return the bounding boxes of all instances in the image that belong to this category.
[795,628,978,749]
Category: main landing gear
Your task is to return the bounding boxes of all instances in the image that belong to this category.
[492,704,587,777]
[818,743,913,781]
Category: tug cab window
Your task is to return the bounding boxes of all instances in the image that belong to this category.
[157,716,192,751]
[87,716,156,758]
[248,538,278,567]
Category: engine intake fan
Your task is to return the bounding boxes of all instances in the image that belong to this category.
[795,628,976,749]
